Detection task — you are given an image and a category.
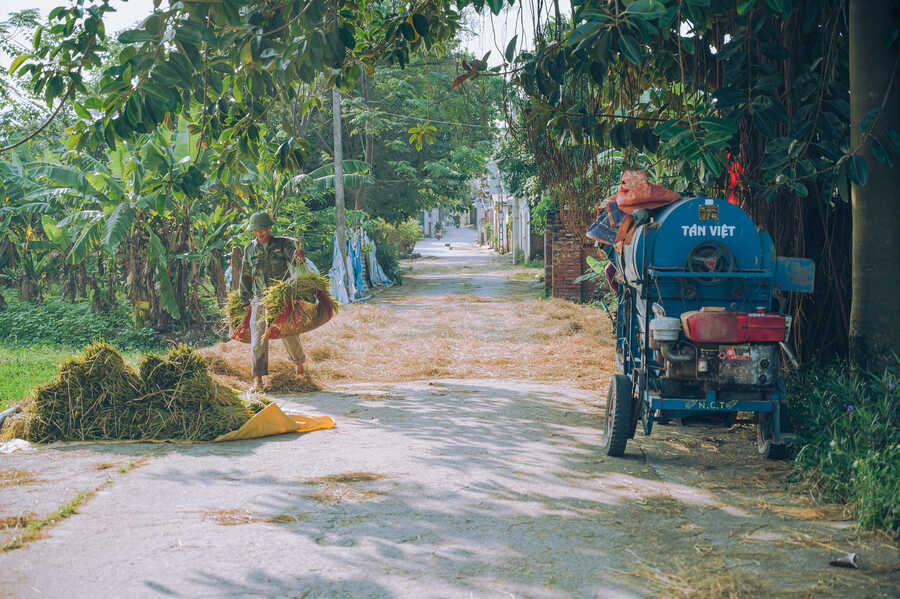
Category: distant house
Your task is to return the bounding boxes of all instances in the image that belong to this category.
[477,161,530,262]
[420,206,441,238]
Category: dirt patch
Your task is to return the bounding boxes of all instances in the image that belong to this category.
[203,347,323,393]
[0,469,40,488]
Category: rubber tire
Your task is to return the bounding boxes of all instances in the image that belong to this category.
[756,410,786,460]
[602,375,633,457]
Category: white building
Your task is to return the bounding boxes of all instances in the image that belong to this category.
[479,161,530,262]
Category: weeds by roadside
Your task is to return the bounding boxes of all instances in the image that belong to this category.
[786,361,899,537]
[0,296,160,350]
[1,488,97,552]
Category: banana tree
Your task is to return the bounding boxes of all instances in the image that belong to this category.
[41,125,210,327]
[286,159,374,198]
[0,153,70,302]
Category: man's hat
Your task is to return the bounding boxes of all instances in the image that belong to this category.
[248,211,275,231]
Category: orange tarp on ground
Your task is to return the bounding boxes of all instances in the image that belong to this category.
[213,403,336,442]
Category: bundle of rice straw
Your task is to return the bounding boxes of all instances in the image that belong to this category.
[225,290,248,331]
[262,271,339,337]
[12,341,269,443]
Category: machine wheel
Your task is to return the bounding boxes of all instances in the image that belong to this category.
[756,409,787,460]
[602,375,633,457]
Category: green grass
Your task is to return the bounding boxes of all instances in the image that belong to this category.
[0,344,142,411]
[787,361,900,537]
[0,345,78,410]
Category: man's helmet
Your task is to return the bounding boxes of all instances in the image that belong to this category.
[248,211,275,231]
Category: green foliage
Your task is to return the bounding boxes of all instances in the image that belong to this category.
[9,0,462,163]
[787,362,900,536]
[352,57,501,220]
[0,295,160,351]
[373,217,421,257]
[0,3,501,344]
[370,224,399,279]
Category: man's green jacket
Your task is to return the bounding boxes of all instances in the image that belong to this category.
[239,236,299,305]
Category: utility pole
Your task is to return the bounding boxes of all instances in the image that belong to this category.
[511,195,520,264]
[333,87,347,264]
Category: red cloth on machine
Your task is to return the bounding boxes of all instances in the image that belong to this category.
[725,152,743,206]
[612,171,680,252]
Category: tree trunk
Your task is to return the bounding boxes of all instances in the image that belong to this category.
[849,1,900,370]
[90,278,112,314]
[208,249,228,307]
[229,246,242,293]
[62,264,78,302]
[76,264,87,299]
[0,291,6,311]
[16,271,41,303]
[104,259,114,305]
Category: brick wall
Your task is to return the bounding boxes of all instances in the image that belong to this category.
[544,210,611,302]
[544,211,561,296]
[552,232,583,301]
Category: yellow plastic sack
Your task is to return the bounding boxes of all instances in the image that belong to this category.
[213,403,335,442]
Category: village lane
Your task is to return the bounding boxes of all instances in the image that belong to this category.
[2,227,898,598]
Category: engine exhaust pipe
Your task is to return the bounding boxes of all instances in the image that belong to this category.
[660,342,694,363]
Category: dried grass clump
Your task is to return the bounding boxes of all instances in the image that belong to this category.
[0,469,39,488]
[631,557,764,599]
[304,472,387,484]
[225,290,247,331]
[0,513,37,530]
[22,340,144,442]
[306,485,384,504]
[16,341,258,443]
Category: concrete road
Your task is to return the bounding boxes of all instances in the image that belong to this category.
[1,227,898,598]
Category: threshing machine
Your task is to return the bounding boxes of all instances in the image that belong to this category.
[590,190,815,459]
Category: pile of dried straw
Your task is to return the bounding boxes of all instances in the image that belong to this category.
[8,341,267,443]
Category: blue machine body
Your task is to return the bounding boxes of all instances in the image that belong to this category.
[603,194,815,457]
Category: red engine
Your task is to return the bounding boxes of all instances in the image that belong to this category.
[680,307,786,344]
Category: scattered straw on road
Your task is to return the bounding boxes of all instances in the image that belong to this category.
[201,295,615,392]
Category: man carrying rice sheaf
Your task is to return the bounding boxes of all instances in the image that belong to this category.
[240,211,307,392]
